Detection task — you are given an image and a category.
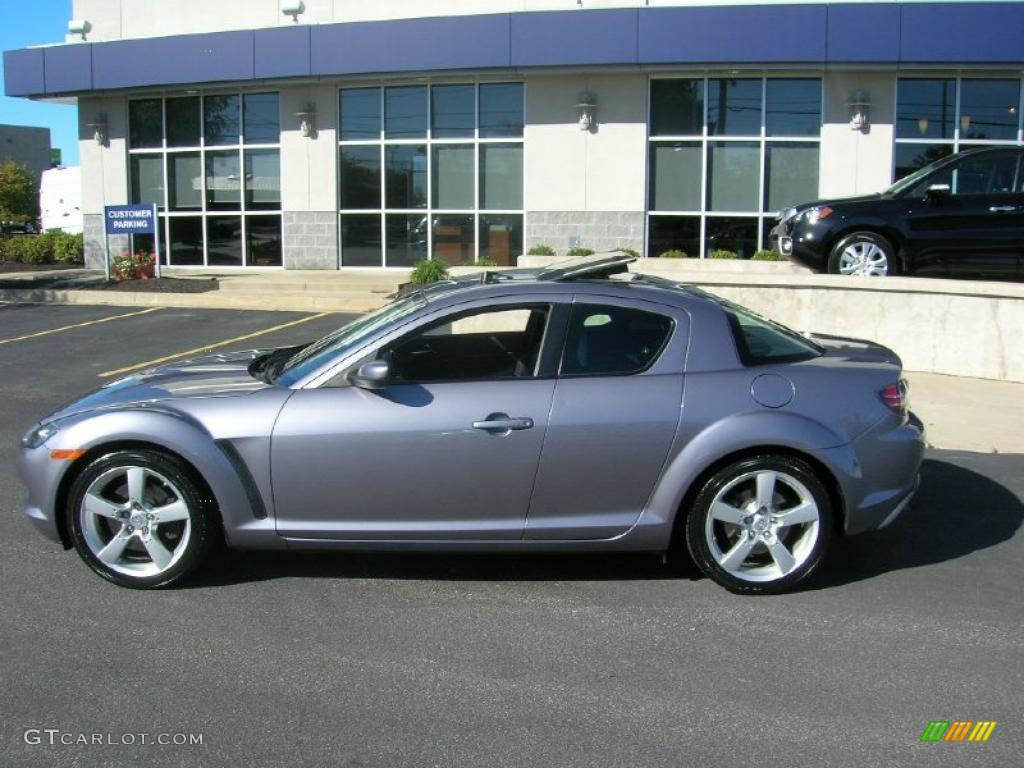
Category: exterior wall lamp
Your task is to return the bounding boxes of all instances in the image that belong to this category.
[281,1,305,23]
[296,104,316,138]
[576,91,597,132]
[848,90,870,132]
[87,115,108,146]
[68,19,91,41]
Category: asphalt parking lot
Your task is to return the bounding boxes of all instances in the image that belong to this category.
[0,303,1021,768]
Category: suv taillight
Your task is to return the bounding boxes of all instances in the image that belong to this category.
[880,379,909,415]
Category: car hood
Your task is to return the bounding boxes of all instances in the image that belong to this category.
[42,348,277,424]
[789,193,883,216]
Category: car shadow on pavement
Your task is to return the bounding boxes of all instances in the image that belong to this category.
[190,456,1020,590]
[809,456,1022,589]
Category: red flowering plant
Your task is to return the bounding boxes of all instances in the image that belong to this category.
[112,250,156,281]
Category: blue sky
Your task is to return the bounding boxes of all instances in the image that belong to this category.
[0,0,79,165]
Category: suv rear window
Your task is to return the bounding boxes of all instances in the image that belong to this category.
[719,299,823,366]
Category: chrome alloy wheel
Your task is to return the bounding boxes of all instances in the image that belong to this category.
[838,240,889,276]
[79,465,192,578]
[704,469,820,583]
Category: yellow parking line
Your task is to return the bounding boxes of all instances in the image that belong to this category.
[98,312,333,378]
[0,307,162,347]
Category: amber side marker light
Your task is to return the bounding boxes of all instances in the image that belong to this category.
[50,449,86,461]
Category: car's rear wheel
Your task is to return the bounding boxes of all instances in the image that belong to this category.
[67,449,218,589]
[685,455,833,594]
[828,232,895,276]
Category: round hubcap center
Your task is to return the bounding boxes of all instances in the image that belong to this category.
[129,511,148,528]
[753,515,771,533]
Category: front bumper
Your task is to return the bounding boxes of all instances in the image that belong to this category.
[17,442,69,545]
[769,219,830,272]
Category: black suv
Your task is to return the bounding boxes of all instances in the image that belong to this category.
[770,147,1024,279]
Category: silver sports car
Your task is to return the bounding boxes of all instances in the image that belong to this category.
[18,254,924,593]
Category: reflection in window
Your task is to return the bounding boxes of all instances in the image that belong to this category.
[385,86,428,139]
[959,80,1021,141]
[708,79,762,136]
[707,141,760,212]
[340,214,383,267]
[385,145,427,209]
[168,153,202,211]
[479,83,524,138]
[206,216,243,266]
[166,97,200,147]
[243,93,280,144]
[168,217,204,265]
[130,155,164,207]
[705,217,758,260]
[432,145,474,210]
[893,143,953,181]
[432,214,474,266]
[480,144,523,210]
[432,85,475,138]
[479,215,522,267]
[764,143,820,211]
[647,216,700,258]
[245,150,281,211]
[649,143,701,211]
[340,88,381,140]
[766,79,821,137]
[205,150,241,211]
[129,100,162,149]
[247,216,283,267]
[385,214,428,267]
[204,95,240,146]
[897,79,955,139]
[340,147,381,210]
[650,80,703,137]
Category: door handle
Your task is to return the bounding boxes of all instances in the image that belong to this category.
[473,413,534,432]
[988,205,1018,213]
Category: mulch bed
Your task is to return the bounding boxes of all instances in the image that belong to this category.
[0,262,84,273]
[98,277,220,293]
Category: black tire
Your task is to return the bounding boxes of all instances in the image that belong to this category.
[66,449,219,589]
[685,455,833,595]
[827,231,897,276]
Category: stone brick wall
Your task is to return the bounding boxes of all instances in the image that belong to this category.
[83,213,128,271]
[524,211,645,255]
[283,211,338,269]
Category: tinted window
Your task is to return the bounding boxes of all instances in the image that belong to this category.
[719,299,822,366]
[765,79,821,136]
[479,83,524,138]
[129,99,162,148]
[388,305,550,382]
[951,153,1020,195]
[340,88,381,140]
[897,79,955,139]
[243,93,280,144]
[561,305,673,376]
[385,86,427,139]
[650,80,704,137]
[959,80,1020,141]
[708,79,761,136]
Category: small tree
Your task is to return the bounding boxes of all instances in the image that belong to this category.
[0,161,38,224]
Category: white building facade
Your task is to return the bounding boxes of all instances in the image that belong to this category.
[5,0,1024,268]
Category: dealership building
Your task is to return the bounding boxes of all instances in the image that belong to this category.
[4,1,1024,269]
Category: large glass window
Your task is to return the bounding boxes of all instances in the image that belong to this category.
[648,77,822,258]
[894,77,1023,179]
[128,92,282,266]
[339,82,524,267]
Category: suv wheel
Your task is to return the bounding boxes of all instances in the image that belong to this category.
[829,232,895,276]
[67,449,218,589]
[686,455,833,594]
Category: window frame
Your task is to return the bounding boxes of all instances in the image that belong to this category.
[646,75,824,259]
[127,91,282,268]
[338,80,526,268]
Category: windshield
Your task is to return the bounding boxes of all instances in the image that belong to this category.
[274,294,425,386]
[884,155,950,197]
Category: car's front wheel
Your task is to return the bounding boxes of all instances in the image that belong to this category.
[67,449,218,589]
[828,231,895,276]
[686,455,833,594]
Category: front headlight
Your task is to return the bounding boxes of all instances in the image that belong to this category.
[801,206,834,225]
[21,422,60,449]
[779,207,797,223]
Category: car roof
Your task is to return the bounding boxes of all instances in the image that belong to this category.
[411,253,720,314]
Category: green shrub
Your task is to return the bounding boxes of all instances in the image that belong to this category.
[49,232,84,264]
[709,249,739,260]
[1,235,50,264]
[752,248,785,262]
[527,244,555,256]
[409,258,450,285]
[475,256,498,267]
[619,247,640,258]
[658,249,688,259]
[566,246,595,257]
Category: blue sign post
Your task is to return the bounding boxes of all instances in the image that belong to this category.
[103,204,160,281]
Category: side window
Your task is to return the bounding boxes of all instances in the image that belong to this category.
[385,305,550,383]
[560,304,673,376]
[950,153,1019,196]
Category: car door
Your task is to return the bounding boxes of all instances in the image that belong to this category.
[270,298,563,541]
[525,297,689,540]
[901,150,1024,277]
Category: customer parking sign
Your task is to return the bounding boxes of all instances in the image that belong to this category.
[102,204,161,280]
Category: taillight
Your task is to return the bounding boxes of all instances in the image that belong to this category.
[880,379,909,415]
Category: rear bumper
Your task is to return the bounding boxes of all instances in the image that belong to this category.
[817,411,926,536]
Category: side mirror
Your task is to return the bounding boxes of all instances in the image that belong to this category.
[348,360,390,390]
[926,183,951,201]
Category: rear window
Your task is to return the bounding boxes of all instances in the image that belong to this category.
[719,300,823,366]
